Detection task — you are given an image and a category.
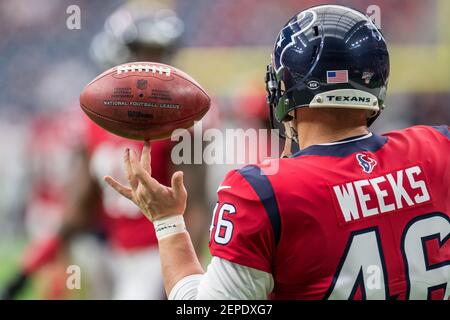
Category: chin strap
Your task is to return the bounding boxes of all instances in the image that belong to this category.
[281,120,299,158]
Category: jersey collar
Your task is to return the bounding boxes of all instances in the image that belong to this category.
[293,132,387,158]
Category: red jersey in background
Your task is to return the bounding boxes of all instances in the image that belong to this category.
[86,119,172,251]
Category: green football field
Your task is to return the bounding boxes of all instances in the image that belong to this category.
[0,238,211,300]
[0,239,37,299]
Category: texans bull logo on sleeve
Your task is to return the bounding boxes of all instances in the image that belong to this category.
[356,153,377,174]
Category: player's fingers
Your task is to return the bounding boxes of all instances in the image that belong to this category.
[141,140,151,174]
[135,165,159,192]
[104,176,133,200]
[130,150,160,193]
[171,171,186,199]
[124,148,138,190]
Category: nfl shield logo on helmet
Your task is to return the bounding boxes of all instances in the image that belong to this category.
[356,153,377,173]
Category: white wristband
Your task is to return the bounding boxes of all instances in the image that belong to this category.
[154,215,186,240]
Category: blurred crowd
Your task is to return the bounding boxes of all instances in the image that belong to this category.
[0,0,448,299]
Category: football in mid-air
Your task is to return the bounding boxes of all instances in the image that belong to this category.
[80,62,210,140]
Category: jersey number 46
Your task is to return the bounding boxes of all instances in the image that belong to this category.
[326,212,450,300]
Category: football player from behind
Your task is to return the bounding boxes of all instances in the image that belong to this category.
[106,5,449,300]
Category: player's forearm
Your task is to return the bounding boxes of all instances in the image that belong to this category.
[158,231,204,296]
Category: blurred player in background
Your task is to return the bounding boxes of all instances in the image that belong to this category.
[20,107,85,299]
[5,1,208,300]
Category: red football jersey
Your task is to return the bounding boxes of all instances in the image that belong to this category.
[85,119,172,250]
[209,125,450,300]
[26,109,86,239]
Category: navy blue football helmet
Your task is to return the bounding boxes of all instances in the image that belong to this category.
[265,5,390,138]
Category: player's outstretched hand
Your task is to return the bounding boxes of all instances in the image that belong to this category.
[104,141,187,221]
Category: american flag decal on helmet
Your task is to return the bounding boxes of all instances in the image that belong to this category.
[327,70,349,84]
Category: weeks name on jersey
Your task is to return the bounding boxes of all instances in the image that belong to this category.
[332,165,431,223]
